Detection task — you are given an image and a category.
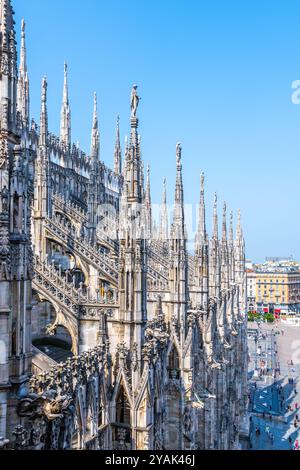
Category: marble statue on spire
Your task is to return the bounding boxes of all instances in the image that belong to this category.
[131,85,140,117]
[176,142,182,164]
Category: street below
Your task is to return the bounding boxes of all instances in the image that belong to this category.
[248,320,300,450]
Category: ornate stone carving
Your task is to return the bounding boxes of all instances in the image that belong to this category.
[0,215,10,280]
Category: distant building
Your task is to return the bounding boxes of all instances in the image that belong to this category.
[246,258,300,314]
[246,270,256,312]
[245,259,253,270]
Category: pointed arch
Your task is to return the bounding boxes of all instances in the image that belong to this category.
[115,383,131,426]
[167,343,180,379]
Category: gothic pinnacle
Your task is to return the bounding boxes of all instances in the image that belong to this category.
[236,208,243,239]
[229,210,234,243]
[175,143,183,205]
[114,114,122,174]
[172,142,185,236]
[92,92,98,128]
[145,163,152,235]
[60,61,71,146]
[1,0,9,49]
[39,76,48,146]
[197,172,207,247]
[159,177,168,241]
[145,164,151,205]
[126,86,143,202]
[17,18,30,126]
[20,19,26,71]
[163,177,167,204]
[222,202,227,241]
[212,193,218,240]
[90,92,99,160]
[63,62,68,104]
[200,171,204,201]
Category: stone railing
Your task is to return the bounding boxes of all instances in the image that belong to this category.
[33,257,118,318]
[96,225,119,253]
[53,192,119,252]
[44,216,119,284]
[53,192,88,225]
[149,239,169,262]
[46,215,170,290]
[147,265,169,291]
[148,248,169,272]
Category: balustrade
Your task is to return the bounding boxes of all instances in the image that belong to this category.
[33,256,118,318]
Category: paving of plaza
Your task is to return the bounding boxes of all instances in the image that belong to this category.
[248,320,300,450]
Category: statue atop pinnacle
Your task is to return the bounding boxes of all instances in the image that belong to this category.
[130,84,140,118]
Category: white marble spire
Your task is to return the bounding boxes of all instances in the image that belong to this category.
[222,202,227,242]
[171,143,185,239]
[196,172,207,249]
[236,208,243,240]
[159,177,169,241]
[0,0,18,129]
[145,163,152,236]
[60,62,71,146]
[17,18,30,126]
[212,193,218,240]
[39,77,48,147]
[126,85,143,202]
[114,115,122,174]
[90,92,99,160]
[229,210,234,244]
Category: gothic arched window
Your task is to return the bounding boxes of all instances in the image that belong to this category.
[116,385,131,426]
[168,345,180,379]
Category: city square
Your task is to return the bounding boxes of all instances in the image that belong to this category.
[248,321,300,450]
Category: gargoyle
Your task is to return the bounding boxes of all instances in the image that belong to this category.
[17,390,73,422]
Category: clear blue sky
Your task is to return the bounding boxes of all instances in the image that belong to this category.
[14,0,300,262]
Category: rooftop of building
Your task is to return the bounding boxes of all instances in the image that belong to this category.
[246,257,300,274]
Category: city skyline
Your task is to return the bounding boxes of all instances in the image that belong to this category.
[14,0,300,260]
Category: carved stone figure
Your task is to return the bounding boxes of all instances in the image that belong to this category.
[130,85,139,117]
